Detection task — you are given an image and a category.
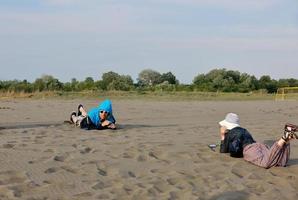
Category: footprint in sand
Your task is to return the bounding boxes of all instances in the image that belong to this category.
[2,143,15,149]
[128,171,136,178]
[7,185,28,198]
[0,187,15,199]
[122,184,136,195]
[96,193,110,199]
[119,170,137,179]
[44,167,60,174]
[73,192,94,198]
[0,170,33,198]
[148,149,164,160]
[137,154,147,162]
[0,170,27,185]
[148,149,171,164]
[96,162,108,176]
[43,148,55,153]
[167,177,181,186]
[169,191,185,200]
[122,151,136,159]
[92,180,112,190]
[53,154,69,162]
[60,166,78,174]
[230,162,251,178]
[152,179,171,194]
[80,147,92,154]
[147,187,159,197]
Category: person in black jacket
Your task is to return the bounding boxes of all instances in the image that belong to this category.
[219,113,297,168]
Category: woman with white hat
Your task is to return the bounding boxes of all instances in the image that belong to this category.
[219,113,297,168]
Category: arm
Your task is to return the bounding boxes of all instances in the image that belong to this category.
[219,126,229,153]
[101,120,116,130]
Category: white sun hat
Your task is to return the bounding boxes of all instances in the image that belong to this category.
[219,113,240,130]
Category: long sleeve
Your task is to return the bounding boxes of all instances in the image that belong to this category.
[220,137,229,153]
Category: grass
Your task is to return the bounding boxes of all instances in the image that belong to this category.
[0,90,280,101]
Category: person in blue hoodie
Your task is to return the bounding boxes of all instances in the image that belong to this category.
[70,99,116,130]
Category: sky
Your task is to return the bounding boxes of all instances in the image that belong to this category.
[0,0,297,83]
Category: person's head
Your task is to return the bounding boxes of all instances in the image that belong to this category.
[219,113,240,130]
[99,109,109,120]
[98,99,113,120]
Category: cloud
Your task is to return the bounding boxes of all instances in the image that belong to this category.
[151,0,280,10]
[39,0,281,10]
[43,0,80,6]
[154,36,298,53]
[0,5,136,35]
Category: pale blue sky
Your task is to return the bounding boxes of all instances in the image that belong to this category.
[0,0,297,83]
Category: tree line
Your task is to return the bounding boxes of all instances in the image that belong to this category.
[1,68,298,94]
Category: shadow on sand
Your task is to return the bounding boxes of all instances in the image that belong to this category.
[0,122,177,130]
[0,122,67,130]
[208,191,249,200]
[116,123,177,130]
[288,158,298,166]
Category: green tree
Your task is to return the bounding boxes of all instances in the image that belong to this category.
[137,69,162,86]
[238,73,259,92]
[259,75,271,89]
[107,75,134,91]
[225,70,241,84]
[94,80,105,90]
[160,72,178,84]
[259,75,277,93]
[193,74,211,91]
[33,78,45,91]
[100,72,134,91]
[70,78,79,91]
[102,71,121,90]
[33,75,62,91]
[84,77,95,90]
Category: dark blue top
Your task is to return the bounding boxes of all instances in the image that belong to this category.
[220,127,255,157]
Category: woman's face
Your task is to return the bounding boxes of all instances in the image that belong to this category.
[220,126,228,134]
[99,110,109,120]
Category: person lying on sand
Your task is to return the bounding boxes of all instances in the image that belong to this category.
[219,113,297,168]
[70,99,116,130]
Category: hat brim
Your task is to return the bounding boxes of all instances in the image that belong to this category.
[219,120,239,130]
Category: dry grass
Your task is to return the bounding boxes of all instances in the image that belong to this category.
[0,90,279,101]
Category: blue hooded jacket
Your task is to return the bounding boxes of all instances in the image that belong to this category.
[87,99,116,128]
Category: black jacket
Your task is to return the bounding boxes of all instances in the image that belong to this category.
[220,127,255,157]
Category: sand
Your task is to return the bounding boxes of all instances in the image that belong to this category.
[0,99,298,200]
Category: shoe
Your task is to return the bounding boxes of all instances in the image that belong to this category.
[78,104,83,116]
[282,131,296,142]
[285,123,297,132]
[292,132,298,139]
[283,123,298,141]
[70,111,76,123]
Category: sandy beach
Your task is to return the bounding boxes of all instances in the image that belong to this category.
[0,99,298,200]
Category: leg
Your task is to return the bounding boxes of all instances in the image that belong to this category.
[244,138,291,168]
[78,105,87,117]
[243,143,270,168]
[264,140,290,168]
[71,113,78,124]
[276,143,290,167]
[70,111,86,127]
[273,130,296,166]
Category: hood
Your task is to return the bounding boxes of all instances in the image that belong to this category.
[98,99,113,114]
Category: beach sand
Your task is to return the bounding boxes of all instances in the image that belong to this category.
[0,99,298,200]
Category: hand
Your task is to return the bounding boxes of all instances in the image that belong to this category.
[108,123,116,130]
[220,126,227,140]
[101,120,111,127]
